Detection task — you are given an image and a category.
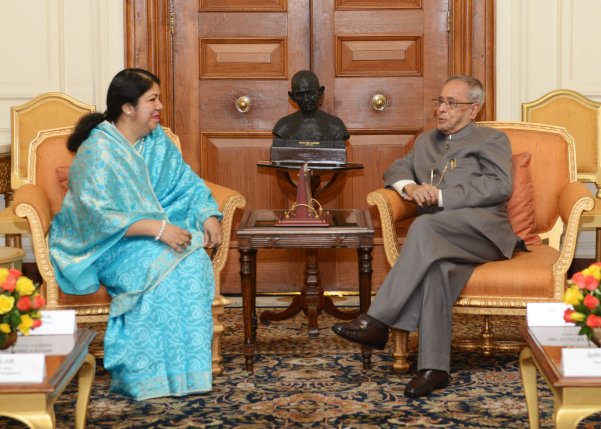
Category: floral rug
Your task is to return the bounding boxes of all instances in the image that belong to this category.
[2,310,601,428]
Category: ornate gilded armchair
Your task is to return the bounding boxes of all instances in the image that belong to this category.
[522,89,601,260]
[367,122,593,371]
[12,126,245,376]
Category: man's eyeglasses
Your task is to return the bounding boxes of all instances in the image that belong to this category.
[432,97,475,109]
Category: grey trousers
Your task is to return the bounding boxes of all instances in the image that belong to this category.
[368,210,507,373]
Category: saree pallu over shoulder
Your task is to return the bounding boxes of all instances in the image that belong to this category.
[49,122,222,297]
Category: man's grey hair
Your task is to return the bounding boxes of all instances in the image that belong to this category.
[446,75,485,105]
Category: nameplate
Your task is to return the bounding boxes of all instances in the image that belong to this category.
[562,348,601,377]
[529,326,590,346]
[0,354,45,383]
[527,302,572,326]
[28,310,77,336]
[2,334,76,355]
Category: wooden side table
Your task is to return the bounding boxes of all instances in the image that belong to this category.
[237,208,374,372]
[0,329,96,429]
[519,324,601,428]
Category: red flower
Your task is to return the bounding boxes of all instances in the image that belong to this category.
[32,295,45,310]
[586,314,601,328]
[1,278,16,292]
[583,294,601,310]
[572,272,600,291]
[564,309,575,323]
[8,268,22,277]
[16,296,32,312]
[31,319,42,329]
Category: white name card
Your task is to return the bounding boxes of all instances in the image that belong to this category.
[529,326,590,346]
[28,310,77,336]
[3,334,76,355]
[562,348,601,377]
[0,354,45,383]
[527,302,573,327]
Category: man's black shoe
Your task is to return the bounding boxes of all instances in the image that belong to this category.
[331,313,389,350]
[404,369,449,398]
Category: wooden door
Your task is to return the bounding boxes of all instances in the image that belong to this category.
[127,0,495,294]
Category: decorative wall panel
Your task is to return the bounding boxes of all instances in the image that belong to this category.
[560,0,601,96]
[200,0,287,12]
[200,38,287,79]
[335,0,421,9]
[336,35,422,77]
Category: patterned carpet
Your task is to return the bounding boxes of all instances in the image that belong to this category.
[2,309,601,428]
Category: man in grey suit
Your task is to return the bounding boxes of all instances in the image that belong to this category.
[332,75,520,397]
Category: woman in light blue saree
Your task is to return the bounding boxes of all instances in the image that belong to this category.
[49,69,222,400]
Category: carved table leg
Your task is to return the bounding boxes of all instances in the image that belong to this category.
[260,249,322,338]
[240,248,257,372]
[358,246,373,369]
[302,248,322,338]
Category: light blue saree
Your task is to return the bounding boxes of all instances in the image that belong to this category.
[50,122,221,400]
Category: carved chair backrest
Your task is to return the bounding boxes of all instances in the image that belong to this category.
[11,92,95,190]
[522,89,601,190]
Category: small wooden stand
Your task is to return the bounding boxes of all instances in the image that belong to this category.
[275,163,331,226]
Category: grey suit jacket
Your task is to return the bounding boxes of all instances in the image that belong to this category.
[383,123,518,258]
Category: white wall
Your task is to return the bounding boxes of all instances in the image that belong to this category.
[496,0,601,258]
[0,0,124,260]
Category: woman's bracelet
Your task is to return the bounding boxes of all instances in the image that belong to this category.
[154,219,167,241]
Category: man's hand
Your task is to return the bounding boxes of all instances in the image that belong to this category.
[404,183,440,208]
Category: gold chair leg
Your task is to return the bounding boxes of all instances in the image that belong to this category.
[5,234,21,248]
[391,329,411,372]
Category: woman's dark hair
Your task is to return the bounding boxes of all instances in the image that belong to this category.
[67,68,160,152]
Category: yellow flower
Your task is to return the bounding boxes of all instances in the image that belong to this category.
[571,311,587,322]
[0,268,8,285]
[18,314,34,335]
[0,295,15,314]
[15,276,35,296]
[0,323,10,333]
[563,285,584,306]
[584,264,601,281]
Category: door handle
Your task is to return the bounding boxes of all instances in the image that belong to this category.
[371,94,387,111]
[235,96,252,113]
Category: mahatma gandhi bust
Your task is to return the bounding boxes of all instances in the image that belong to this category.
[272,70,350,142]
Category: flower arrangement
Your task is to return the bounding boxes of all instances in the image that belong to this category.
[0,268,45,347]
[563,262,601,347]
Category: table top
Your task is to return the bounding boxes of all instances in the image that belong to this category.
[520,324,601,387]
[257,160,363,173]
[0,328,95,393]
[237,209,374,249]
[238,209,373,232]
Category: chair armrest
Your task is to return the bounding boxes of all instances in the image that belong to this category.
[204,180,246,278]
[558,181,594,224]
[205,180,243,213]
[554,181,594,280]
[367,188,417,268]
[12,184,57,290]
[13,184,52,236]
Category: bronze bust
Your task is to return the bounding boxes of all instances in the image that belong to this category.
[272,70,349,142]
